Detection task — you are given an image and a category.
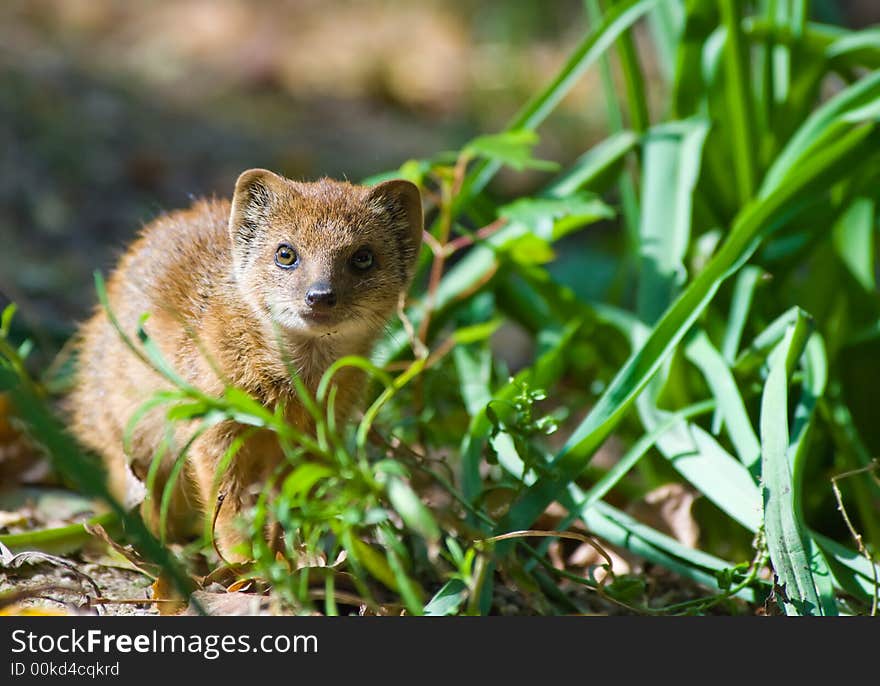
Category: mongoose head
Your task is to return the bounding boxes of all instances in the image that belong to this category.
[228,169,423,339]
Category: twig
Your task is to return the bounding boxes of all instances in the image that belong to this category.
[396,292,428,360]
[831,460,880,616]
[444,218,508,255]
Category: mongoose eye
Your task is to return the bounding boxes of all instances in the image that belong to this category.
[274,244,299,268]
[351,248,374,271]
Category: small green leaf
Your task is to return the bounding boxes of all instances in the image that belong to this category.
[451,319,503,345]
[504,234,556,265]
[499,192,615,241]
[424,579,468,616]
[166,401,210,422]
[223,387,276,425]
[349,538,400,592]
[464,130,559,173]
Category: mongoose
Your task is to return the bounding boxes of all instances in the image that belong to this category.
[67,169,423,560]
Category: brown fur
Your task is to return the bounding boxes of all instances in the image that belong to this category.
[67,169,422,560]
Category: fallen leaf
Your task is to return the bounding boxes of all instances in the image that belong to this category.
[226,578,253,593]
[567,543,631,583]
[85,523,157,579]
[627,483,700,548]
[150,573,186,616]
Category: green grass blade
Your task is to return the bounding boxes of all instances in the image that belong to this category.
[719,0,759,203]
[544,130,639,198]
[672,1,717,118]
[721,265,764,364]
[637,398,762,531]
[584,0,643,247]
[762,70,880,193]
[832,196,875,291]
[759,313,825,615]
[787,333,837,615]
[685,330,761,470]
[812,530,880,603]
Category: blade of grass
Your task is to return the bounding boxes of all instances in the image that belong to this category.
[685,330,761,470]
[832,196,875,292]
[719,0,758,203]
[787,333,838,615]
[759,312,825,615]
[721,265,764,364]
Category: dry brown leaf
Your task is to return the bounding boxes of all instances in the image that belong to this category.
[567,543,631,583]
[150,573,186,616]
[85,523,157,579]
[226,578,253,593]
[627,483,700,548]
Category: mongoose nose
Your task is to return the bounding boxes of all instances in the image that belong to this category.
[305,284,337,308]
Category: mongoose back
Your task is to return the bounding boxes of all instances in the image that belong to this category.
[68,169,422,559]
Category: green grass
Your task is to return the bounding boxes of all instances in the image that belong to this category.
[3,0,880,615]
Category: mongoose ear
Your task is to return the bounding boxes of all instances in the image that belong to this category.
[368,179,423,256]
[228,168,288,249]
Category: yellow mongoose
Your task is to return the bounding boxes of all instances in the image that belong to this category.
[68,169,423,560]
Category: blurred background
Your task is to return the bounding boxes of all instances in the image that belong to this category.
[0,0,877,344]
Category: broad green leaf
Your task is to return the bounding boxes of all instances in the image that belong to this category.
[376,130,640,365]
[637,117,710,323]
[759,315,825,615]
